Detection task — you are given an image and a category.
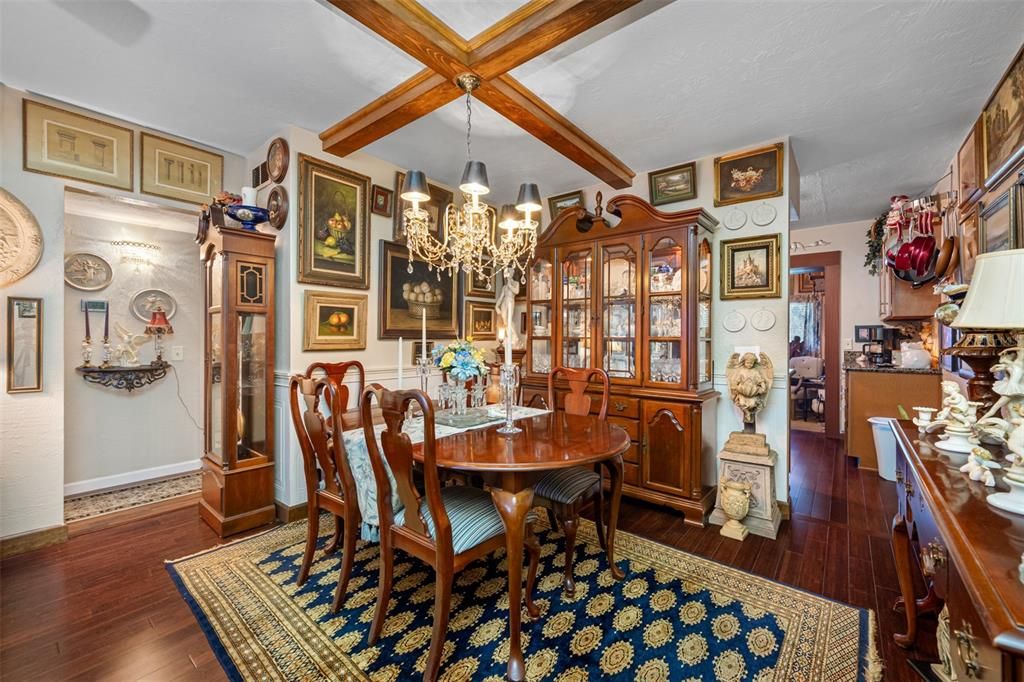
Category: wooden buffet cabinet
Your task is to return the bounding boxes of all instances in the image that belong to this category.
[520,195,719,525]
[891,419,1024,679]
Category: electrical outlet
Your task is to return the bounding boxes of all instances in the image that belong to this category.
[843,338,852,350]
[171,345,184,361]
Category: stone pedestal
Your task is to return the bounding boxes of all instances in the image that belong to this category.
[709,432,782,540]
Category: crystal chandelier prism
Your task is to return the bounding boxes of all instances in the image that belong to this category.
[401,73,540,286]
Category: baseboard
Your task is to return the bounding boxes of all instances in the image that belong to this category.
[778,500,791,520]
[1,524,68,558]
[275,500,309,524]
[64,459,201,497]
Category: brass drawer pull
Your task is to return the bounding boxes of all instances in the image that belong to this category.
[920,540,947,577]
[614,401,627,412]
[955,621,982,678]
[896,468,904,484]
[904,480,914,497]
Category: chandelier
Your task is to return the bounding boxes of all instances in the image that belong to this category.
[400,73,541,286]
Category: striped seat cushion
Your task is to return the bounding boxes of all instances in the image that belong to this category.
[534,466,602,505]
[395,485,534,555]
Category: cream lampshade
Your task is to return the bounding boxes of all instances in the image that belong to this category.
[952,249,1024,333]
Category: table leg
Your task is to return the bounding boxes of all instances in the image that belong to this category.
[892,513,918,648]
[490,484,535,682]
[604,454,625,581]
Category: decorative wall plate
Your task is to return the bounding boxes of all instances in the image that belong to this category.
[724,208,747,230]
[0,187,44,287]
[131,288,177,322]
[751,308,777,331]
[752,202,777,226]
[266,137,289,183]
[64,252,112,291]
[267,185,288,230]
[723,310,746,332]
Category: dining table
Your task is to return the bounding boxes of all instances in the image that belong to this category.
[343,407,631,681]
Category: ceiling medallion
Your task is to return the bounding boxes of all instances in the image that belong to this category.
[400,73,540,286]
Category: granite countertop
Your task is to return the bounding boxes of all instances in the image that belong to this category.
[843,363,941,375]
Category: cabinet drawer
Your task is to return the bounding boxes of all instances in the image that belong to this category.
[608,416,639,441]
[624,461,640,486]
[607,396,640,418]
[910,483,948,600]
[947,567,1002,680]
[623,442,640,465]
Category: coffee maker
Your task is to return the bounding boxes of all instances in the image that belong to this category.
[861,327,899,366]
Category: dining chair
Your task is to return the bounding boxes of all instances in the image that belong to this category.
[288,374,360,614]
[360,384,541,682]
[533,366,610,596]
[305,360,366,429]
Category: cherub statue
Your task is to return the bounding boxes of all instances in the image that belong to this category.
[495,276,520,349]
[981,347,1024,421]
[113,321,152,367]
[1007,401,1024,464]
[725,352,773,431]
[935,380,972,428]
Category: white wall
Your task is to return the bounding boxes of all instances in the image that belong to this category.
[63,216,202,491]
[552,139,793,502]
[0,85,244,538]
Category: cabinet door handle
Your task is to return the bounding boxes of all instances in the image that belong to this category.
[955,622,982,678]
[904,480,914,497]
[896,468,904,484]
[614,401,627,413]
[920,540,947,577]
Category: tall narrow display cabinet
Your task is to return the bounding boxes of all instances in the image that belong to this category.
[521,195,719,525]
[198,224,277,537]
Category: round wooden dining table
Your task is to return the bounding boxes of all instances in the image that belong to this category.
[416,411,631,681]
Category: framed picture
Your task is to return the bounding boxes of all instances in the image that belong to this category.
[979,187,1017,254]
[413,340,436,360]
[266,137,289,183]
[393,171,453,242]
[939,324,961,373]
[23,100,133,191]
[379,240,459,339]
[465,265,496,298]
[267,185,288,230]
[371,184,393,218]
[297,153,371,289]
[719,233,781,299]
[465,301,497,340]
[958,118,983,209]
[714,143,784,207]
[959,204,980,282]
[140,133,223,204]
[795,272,814,293]
[547,190,584,218]
[520,311,527,335]
[854,325,883,344]
[302,290,367,351]
[982,45,1024,188]
[648,161,696,206]
[7,297,42,394]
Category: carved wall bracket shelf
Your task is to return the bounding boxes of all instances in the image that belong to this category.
[75,361,170,392]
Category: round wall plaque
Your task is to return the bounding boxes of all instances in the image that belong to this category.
[131,289,177,322]
[267,185,288,230]
[64,252,112,291]
[723,208,747,230]
[723,310,746,332]
[0,187,43,287]
[266,137,289,183]
[751,308,777,331]
[751,202,777,226]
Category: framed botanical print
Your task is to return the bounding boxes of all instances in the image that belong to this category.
[648,161,696,206]
[959,204,980,282]
[464,301,497,340]
[23,100,133,191]
[720,233,781,299]
[7,297,42,394]
[393,171,453,242]
[982,45,1024,188]
[957,118,983,209]
[378,240,459,339]
[714,143,784,207]
[302,290,367,351]
[297,154,371,289]
[547,190,584,218]
[371,184,393,218]
[465,265,496,298]
[140,133,223,204]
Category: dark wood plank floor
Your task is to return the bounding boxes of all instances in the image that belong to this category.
[1,431,931,680]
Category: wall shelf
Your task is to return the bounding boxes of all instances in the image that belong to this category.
[75,361,170,392]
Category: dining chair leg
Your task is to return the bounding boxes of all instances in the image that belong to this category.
[524,527,541,620]
[331,513,358,614]
[369,537,393,644]
[423,564,453,682]
[324,516,343,554]
[297,506,320,586]
[544,507,558,533]
[593,488,607,552]
[561,512,578,597]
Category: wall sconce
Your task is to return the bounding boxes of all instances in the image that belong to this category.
[111,240,160,271]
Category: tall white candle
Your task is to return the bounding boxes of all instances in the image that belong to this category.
[397,337,404,389]
[504,300,513,366]
[241,186,257,206]
[421,308,427,362]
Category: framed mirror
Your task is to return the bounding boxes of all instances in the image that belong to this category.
[6,297,42,393]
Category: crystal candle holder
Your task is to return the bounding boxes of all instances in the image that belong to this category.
[80,338,93,367]
[100,338,113,368]
[496,363,521,435]
[415,357,432,393]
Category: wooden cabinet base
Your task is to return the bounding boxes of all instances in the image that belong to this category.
[622,482,715,527]
[199,458,276,537]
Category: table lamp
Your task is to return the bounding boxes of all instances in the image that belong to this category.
[144,306,174,363]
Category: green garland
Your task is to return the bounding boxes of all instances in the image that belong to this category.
[864,211,887,276]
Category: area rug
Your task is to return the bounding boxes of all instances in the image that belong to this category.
[168,515,881,681]
[65,471,201,522]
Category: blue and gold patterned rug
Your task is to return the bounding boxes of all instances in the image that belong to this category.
[168,515,882,681]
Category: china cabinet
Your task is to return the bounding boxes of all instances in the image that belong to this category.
[198,225,277,537]
[522,195,719,524]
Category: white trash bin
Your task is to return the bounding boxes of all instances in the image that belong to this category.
[868,417,897,482]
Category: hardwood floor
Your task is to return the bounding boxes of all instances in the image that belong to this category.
[1,431,931,680]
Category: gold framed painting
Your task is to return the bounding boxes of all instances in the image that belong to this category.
[23,100,133,191]
[7,297,42,394]
[140,133,223,204]
[982,45,1024,189]
[393,171,453,242]
[720,233,781,299]
[464,300,497,340]
[714,143,784,207]
[958,117,984,210]
[298,154,371,289]
[547,190,584,218]
[379,240,459,339]
[648,161,696,206]
[464,265,496,298]
[302,290,367,351]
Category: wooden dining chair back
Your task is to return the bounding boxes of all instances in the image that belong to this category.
[359,383,540,681]
[288,374,360,613]
[547,366,610,419]
[305,360,365,429]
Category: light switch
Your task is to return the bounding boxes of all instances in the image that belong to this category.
[843,338,853,350]
[171,345,184,361]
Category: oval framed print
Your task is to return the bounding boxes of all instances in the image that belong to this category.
[724,208,747,230]
[266,137,289,183]
[723,310,746,332]
[0,187,43,287]
[752,202,778,226]
[751,308,777,331]
[267,185,289,230]
[130,288,177,322]
[64,252,112,291]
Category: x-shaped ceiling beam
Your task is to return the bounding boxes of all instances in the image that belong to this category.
[319,0,641,189]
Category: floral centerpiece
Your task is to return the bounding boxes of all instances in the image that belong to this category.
[433,337,489,415]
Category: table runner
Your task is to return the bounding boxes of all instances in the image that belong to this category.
[341,405,550,540]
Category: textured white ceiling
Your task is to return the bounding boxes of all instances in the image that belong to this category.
[2,0,1022,227]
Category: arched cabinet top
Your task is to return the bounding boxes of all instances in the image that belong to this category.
[538,194,717,247]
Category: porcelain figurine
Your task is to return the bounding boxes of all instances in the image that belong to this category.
[718,479,752,541]
[112,321,152,367]
[960,450,996,487]
[981,347,1024,421]
[495,277,520,350]
[725,351,773,430]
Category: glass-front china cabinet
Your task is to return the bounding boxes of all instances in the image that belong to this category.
[199,224,277,537]
[522,195,718,525]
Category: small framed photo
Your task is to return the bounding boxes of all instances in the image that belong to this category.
[371,184,394,218]
[413,340,436,360]
[302,291,367,351]
[464,301,497,340]
[547,190,584,218]
[854,325,883,344]
[714,143,784,207]
[720,233,781,300]
[648,161,696,206]
[465,265,495,298]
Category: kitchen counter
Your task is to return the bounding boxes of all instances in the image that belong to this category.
[844,364,941,375]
